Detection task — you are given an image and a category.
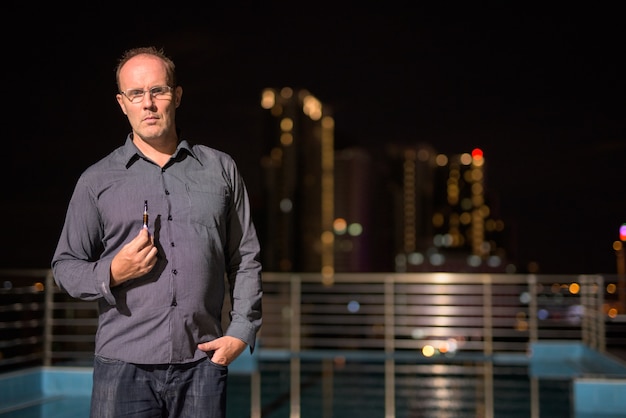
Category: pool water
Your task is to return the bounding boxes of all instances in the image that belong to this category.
[1,343,625,418]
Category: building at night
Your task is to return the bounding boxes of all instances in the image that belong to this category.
[259,87,514,276]
[259,87,335,281]
[333,147,393,272]
[388,144,513,273]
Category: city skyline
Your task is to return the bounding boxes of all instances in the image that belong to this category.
[4,8,624,274]
[257,87,522,275]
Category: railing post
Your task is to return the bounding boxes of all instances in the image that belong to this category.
[44,270,54,367]
[384,274,395,418]
[527,274,539,418]
[482,274,493,418]
[581,274,604,351]
[527,274,538,343]
[290,274,301,418]
[597,275,606,353]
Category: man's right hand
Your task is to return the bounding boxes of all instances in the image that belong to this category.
[109,227,158,286]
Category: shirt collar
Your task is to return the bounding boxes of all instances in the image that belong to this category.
[121,133,201,168]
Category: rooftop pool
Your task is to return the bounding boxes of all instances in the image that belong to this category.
[1,342,625,418]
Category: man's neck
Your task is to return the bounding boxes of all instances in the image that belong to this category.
[133,134,178,167]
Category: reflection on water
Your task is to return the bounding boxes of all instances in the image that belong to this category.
[228,359,573,418]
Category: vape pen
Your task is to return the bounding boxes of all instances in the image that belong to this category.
[143,200,149,229]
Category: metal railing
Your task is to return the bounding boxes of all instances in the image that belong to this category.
[257,273,607,417]
[0,269,621,417]
[259,272,605,353]
[0,270,612,366]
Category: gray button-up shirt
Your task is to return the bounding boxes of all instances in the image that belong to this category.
[52,136,262,364]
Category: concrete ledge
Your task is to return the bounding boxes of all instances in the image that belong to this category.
[529,343,626,417]
[529,341,626,378]
[574,377,626,417]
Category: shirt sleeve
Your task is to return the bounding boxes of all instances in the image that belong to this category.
[223,162,263,352]
[51,176,117,305]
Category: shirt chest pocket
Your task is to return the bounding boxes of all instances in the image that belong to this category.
[186,184,229,228]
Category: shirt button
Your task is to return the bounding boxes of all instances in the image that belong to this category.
[165,190,170,195]
[170,242,175,247]
[168,215,173,221]
[172,269,178,275]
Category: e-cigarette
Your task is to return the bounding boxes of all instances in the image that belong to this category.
[143,200,149,229]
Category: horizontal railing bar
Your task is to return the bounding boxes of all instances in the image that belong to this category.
[0,303,44,313]
[48,319,98,326]
[50,335,95,342]
[0,336,44,348]
[0,352,42,366]
[48,351,96,357]
[0,320,44,329]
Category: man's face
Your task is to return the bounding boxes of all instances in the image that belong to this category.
[116,54,182,143]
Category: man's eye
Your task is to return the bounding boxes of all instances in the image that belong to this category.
[151,86,168,95]
[127,90,144,97]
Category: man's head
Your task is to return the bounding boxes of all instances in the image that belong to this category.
[115,47,183,145]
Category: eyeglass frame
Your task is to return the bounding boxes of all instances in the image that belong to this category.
[119,85,175,103]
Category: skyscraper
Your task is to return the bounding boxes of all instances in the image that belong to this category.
[259,87,335,278]
[391,146,512,273]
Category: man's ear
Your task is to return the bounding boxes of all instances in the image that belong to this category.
[116,94,128,115]
[175,86,183,108]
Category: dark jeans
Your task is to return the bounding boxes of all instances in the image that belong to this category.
[90,355,228,418]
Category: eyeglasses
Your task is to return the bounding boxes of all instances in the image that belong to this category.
[120,85,174,103]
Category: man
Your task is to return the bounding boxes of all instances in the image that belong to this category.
[51,46,262,417]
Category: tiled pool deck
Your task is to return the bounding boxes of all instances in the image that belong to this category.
[1,342,625,418]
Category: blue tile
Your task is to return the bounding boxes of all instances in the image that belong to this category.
[574,378,626,416]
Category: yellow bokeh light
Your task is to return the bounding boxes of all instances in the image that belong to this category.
[280,87,293,98]
[460,153,472,165]
[435,154,448,166]
[516,320,529,332]
[280,132,293,146]
[422,345,436,357]
[321,231,334,244]
[260,89,276,109]
[569,283,580,294]
[280,118,293,131]
[302,94,323,120]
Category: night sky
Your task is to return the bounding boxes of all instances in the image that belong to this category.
[4,6,624,274]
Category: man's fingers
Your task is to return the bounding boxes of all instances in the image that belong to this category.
[131,228,153,251]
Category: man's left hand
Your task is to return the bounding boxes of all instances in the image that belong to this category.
[197,336,247,365]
